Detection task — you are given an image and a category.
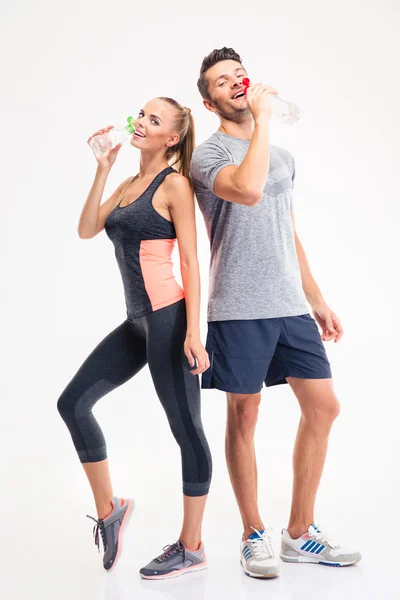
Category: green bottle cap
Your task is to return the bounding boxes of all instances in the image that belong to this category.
[126,116,135,134]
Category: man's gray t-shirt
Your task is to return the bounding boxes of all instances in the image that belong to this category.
[190,130,309,322]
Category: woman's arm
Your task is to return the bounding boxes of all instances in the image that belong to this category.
[78,126,129,239]
[77,167,132,239]
[166,173,210,374]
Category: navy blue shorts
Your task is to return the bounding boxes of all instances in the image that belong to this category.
[201,313,332,394]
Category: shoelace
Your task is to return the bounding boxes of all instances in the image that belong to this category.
[248,526,274,558]
[154,541,185,564]
[86,514,107,553]
[309,524,339,550]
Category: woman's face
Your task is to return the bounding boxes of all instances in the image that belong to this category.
[130,99,180,152]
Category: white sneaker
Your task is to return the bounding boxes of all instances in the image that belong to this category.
[280,523,362,567]
[240,527,280,578]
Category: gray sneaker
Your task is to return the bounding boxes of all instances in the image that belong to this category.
[86,496,134,571]
[280,523,362,567]
[140,540,208,580]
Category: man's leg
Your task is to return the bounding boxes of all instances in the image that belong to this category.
[285,377,340,538]
[225,391,265,539]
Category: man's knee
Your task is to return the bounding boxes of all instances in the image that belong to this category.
[227,392,261,435]
[303,393,340,426]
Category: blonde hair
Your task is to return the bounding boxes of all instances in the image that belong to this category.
[157,97,195,188]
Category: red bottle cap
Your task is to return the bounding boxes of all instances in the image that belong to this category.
[242,77,250,94]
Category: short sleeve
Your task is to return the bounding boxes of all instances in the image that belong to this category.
[190,141,235,194]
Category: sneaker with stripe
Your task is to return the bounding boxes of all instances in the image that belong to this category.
[240,527,280,578]
[86,496,135,571]
[280,523,362,567]
[140,540,208,580]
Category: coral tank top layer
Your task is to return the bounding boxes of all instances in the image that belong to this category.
[105,166,185,319]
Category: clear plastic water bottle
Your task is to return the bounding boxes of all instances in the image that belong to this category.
[242,78,300,124]
[89,116,136,154]
[268,94,300,124]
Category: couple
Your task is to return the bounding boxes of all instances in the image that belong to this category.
[57,46,361,579]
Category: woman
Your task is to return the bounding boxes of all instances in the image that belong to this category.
[57,97,212,579]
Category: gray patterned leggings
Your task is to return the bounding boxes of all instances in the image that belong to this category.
[57,299,212,496]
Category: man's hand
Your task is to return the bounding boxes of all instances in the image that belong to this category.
[312,304,344,343]
[246,82,278,123]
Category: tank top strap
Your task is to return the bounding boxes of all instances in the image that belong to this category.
[146,166,177,199]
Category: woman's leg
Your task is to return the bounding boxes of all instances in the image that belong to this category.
[57,319,147,518]
[179,495,208,550]
[146,299,212,548]
[82,462,114,519]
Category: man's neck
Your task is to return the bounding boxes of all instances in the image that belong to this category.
[218,116,255,141]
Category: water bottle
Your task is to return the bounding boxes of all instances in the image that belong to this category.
[242,78,300,124]
[89,116,136,154]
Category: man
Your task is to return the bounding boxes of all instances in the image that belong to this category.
[190,47,361,578]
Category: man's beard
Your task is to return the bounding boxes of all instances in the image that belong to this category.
[213,98,251,124]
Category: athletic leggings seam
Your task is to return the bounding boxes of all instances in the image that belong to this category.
[170,303,211,489]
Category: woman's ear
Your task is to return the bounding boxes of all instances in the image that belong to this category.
[166,133,180,147]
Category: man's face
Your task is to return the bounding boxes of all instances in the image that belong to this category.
[204,59,250,122]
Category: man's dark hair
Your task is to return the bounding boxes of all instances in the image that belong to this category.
[197,47,243,100]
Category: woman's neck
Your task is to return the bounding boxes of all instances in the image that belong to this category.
[138,150,170,179]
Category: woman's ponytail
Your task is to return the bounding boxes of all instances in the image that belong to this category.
[158,98,195,188]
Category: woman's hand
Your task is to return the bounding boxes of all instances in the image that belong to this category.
[87,125,122,170]
[184,335,210,375]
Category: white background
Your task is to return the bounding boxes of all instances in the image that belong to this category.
[2,1,399,598]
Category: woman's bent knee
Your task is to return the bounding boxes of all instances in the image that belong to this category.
[56,388,72,419]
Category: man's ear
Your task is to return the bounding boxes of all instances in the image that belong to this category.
[166,133,180,147]
[203,99,217,114]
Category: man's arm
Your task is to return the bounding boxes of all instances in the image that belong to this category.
[214,116,271,206]
[214,83,279,206]
[291,211,343,343]
[190,85,278,206]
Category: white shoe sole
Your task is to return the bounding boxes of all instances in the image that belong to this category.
[280,552,359,567]
[240,557,280,578]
